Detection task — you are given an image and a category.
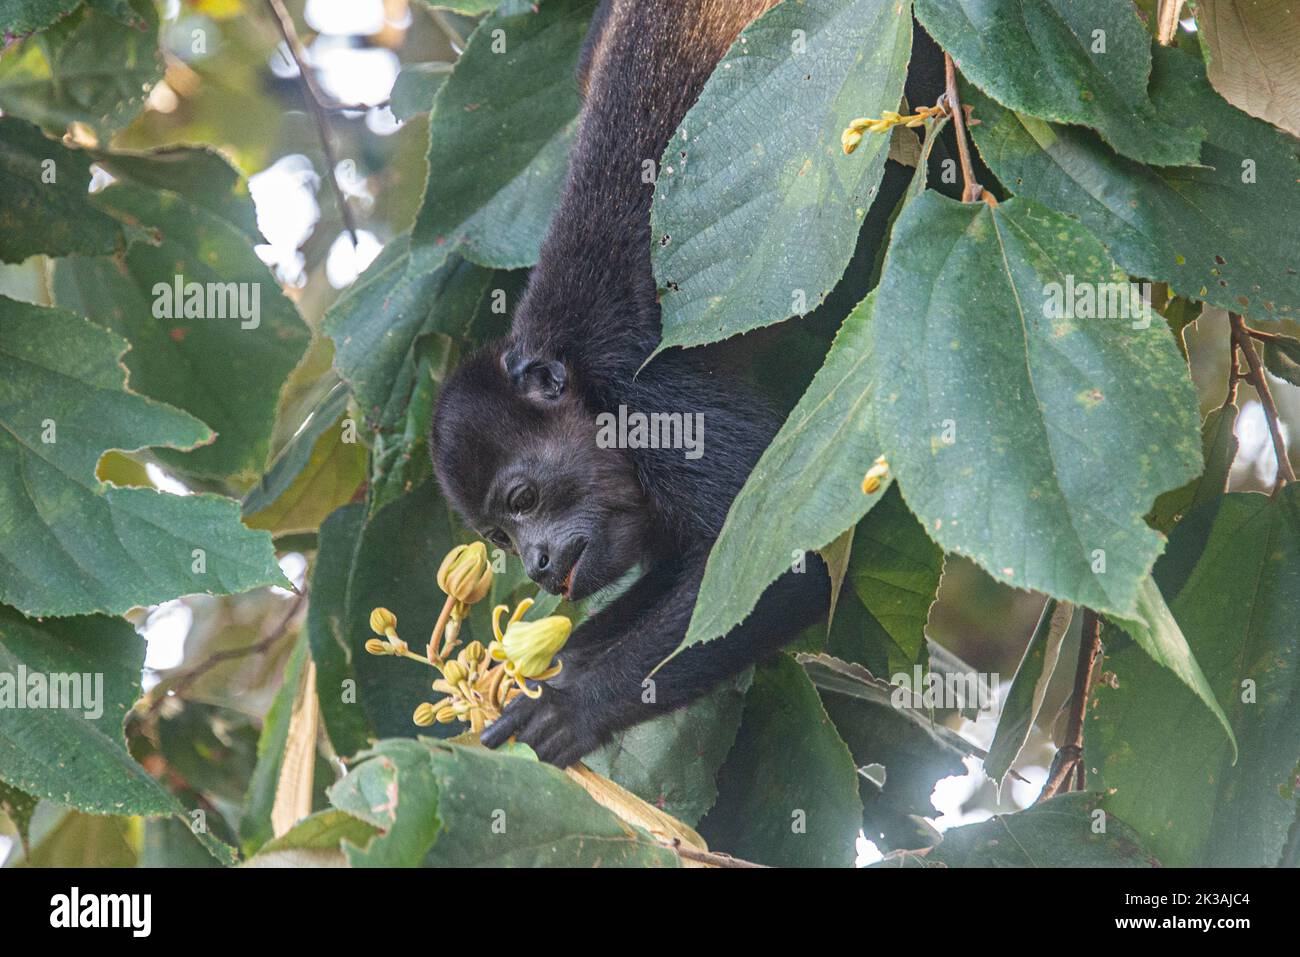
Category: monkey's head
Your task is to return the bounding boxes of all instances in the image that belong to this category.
[430,342,652,601]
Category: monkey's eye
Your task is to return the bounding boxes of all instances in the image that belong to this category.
[486,529,512,551]
[507,485,537,513]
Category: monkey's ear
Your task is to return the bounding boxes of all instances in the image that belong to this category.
[504,352,567,402]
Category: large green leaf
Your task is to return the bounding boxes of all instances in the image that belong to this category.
[323,238,498,433]
[329,738,681,867]
[0,605,173,815]
[650,0,912,351]
[0,296,287,617]
[1106,574,1235,755]
[408,0,594,273]
[1090,488,1300,867]
[827,485,944,679]
[811,664,970,852]
[307,484,460,758]
[967,46,1300,324]
[0,116,127,263]
[699,655,863,867]
[241,384,367,536]
[878,792,1159,867]
[52,180,310,482]
[1148,402,1238,533]
[915,0,1203,165]
[684,293,889,652]
[582,670,750,828]
[0,0,141,37]
[870,192,1202,617]
[0,0,161,139]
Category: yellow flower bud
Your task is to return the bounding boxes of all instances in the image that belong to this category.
[369,606,397,636]
[501,615,572,678]
[861,455,890,495]
[437,542,494,605]
[413,702,437,727]
[436,704,459,724]
[365,638,390,656]
[442,660,467,685]
[841,129,863,155]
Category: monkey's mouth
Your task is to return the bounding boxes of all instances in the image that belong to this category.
[558,541,588,598]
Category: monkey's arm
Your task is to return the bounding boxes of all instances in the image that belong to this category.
[481,551,829,767]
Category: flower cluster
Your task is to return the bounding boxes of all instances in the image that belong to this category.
[841,105,946,154]
[365,541,572,735]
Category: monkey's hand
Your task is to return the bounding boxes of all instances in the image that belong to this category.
[479,679,613,768]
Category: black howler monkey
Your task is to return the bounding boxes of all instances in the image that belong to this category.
[431,0,948,767]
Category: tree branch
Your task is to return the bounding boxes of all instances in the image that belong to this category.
[264,0,361,246]
[1230,311,1295,489]
[1036,609,1102,803]
[943,53,992,206]
[660,838,768,868]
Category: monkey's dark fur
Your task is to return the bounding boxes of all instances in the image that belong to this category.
[432,0,947,766]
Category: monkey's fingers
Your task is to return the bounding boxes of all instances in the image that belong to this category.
[480,699,532,748]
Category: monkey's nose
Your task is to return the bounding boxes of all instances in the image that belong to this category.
[524,546,551,583]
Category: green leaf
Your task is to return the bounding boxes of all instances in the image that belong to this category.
[255,809,380,856]
[828,485,943,678]
[0,116,127,263]
[1,0,142,37]
[650,0,912,351]
[1263,334,1300,386]
[242,384,367,536]
[1196,0,1300,138]
[52,179,310,482]
[1105,575,1236,757]
[699,655,863,867]
[328,738,444,867]
[879,792,1159,867]
[390,62,452,121]
[967,46,1300,324]
[408,0,594,273]
[1149,402,1239,533]
[0,0,161,139]
[307,484,460,757]
[0,604,173,815]
[1091,488,1300,867]
[915,0,1203,165]
[805,656,971,851]
[92,145,261,241]
[582,670,750,828]
[684,292,889,652]
[869,192,1202,617]
[985,599,1073,787]
[330,738,681,867]
[324,239,499,433]
[0,296,288,617]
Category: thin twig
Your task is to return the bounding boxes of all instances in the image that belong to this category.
[661,838,768,868]
[943,53,990,205]
[1223,326,1242,410]
[1156,0,1184,46]
[1037,609,1102,803]
[144,590,308,716]
[264,0,360,247]
[429,9,466,52]
[1229,312,1295,489]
